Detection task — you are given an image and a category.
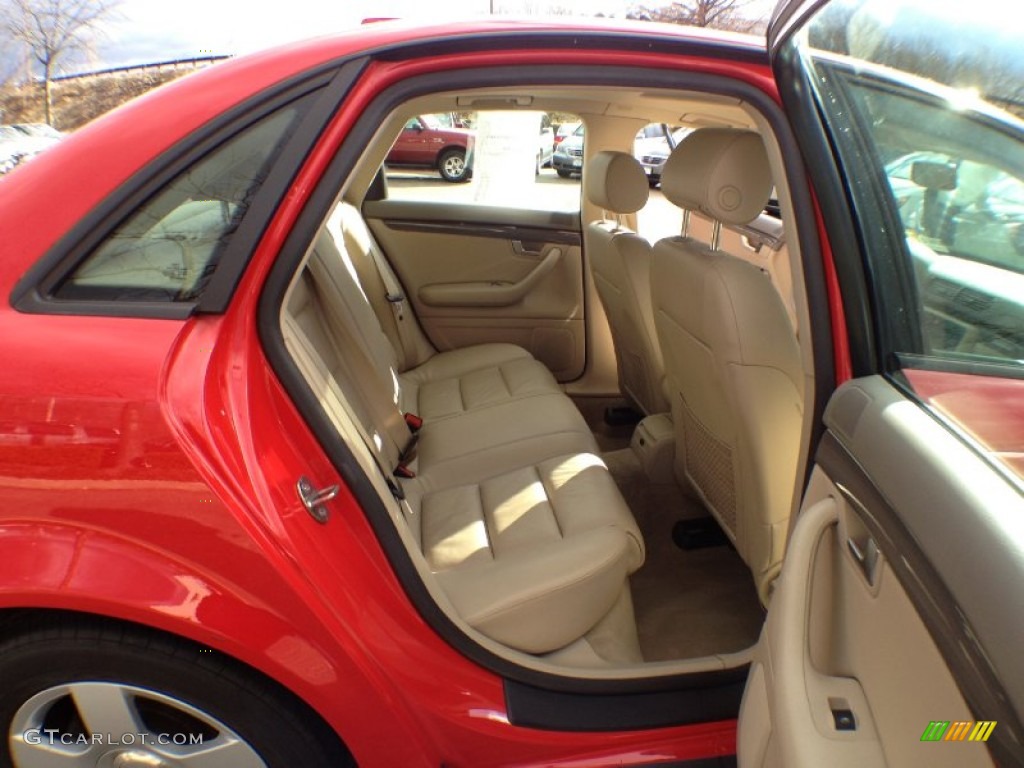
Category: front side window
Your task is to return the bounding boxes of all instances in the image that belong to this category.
[56,97,312,303]
[793,0,1024,366]
[789,0,1024,479]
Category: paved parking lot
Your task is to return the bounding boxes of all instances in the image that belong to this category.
[387,168,684,242]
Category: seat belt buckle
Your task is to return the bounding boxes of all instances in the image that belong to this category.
[386,292,406,321]
[386,475,407,499]
[394,463,416,479]
[404,412,423,432]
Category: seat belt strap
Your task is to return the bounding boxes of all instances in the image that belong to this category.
[282,314,410,503]
[305,258,415,465]
[365,236,418,371]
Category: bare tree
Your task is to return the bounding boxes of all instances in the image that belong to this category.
[0,0,119,125]
[627,0,765,33]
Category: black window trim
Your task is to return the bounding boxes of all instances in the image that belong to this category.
[10,59,367,320]
[257,52,834,726]
[772,42,882,377]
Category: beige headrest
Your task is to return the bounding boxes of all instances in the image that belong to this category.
[661,129,772,225]
[585,151,649,214]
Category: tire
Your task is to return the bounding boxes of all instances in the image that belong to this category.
[0,618,352,768]
[556,169,573,178]
[437,148,468,182]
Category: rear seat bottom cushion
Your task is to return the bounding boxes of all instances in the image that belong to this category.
[419,452,644,654]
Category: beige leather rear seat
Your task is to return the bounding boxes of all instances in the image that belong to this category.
[283,205,646,664]
[331,204,564,422]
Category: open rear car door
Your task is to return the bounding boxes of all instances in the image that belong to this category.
[741,1,1024,766]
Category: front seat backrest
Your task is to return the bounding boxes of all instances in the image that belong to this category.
[585,150,668,415]
[651,129,803,601]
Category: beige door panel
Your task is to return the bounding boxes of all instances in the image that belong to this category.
[365,216,586,380]
[741,467,996,768]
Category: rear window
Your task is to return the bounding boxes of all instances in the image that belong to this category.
[55,98,311,303]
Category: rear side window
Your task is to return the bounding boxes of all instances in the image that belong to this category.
[55,100,310,303]
[383,111,583,214]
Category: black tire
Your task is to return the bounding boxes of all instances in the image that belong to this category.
[0,618,353,768]
[437,148,468,182]
[556,169,573,178]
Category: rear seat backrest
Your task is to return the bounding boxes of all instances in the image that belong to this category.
[333,203,435,371]
[312,223,402,399]
[287,264,411,477]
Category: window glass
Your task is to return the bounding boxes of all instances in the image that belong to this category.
[383,111,582,213]
[794,0,1024,367]
[56,96,312,303]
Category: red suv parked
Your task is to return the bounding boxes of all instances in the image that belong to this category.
[384,114,472,181]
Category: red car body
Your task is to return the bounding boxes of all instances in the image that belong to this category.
[0,12,1020,768]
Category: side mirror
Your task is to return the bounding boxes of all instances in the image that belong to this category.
[911,160,958,191]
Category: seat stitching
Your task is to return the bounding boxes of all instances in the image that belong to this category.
[535,464,563,541]
[497,364,511,398]
[478,482,496,559]
[418,388,564,423]
[423,430,593,477]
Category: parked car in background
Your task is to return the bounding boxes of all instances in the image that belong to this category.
[0,126,28,174]
[12,123,63,143]
[552,121,584,177]
[538,121,555,171]
[385,114,473,181]
[633,123,691,186]
[554,120,580,146]
[0,124,64,175]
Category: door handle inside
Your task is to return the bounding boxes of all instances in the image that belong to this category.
[511,239,545,257]
[847,535,880,587]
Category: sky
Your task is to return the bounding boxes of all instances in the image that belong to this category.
[87,0,776,71]
[94,0,635,69]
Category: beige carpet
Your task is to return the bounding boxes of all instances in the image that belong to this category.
[603,449,765,662]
